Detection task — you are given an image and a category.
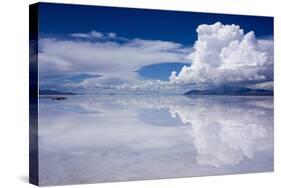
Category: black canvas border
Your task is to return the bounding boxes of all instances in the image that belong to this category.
[29,3,39,186]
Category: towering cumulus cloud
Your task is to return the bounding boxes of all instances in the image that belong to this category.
[169,22,273,88]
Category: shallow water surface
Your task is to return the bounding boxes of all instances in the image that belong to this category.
[38,95,273,186]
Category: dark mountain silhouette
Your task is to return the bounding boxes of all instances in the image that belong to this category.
[39,89,76,95]
[184,86,273,96]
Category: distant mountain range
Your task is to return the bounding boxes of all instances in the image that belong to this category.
[39,87,273,96]
[184,86,273,96]
[39,89,76,95]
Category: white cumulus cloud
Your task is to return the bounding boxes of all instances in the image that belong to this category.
[169,22,273,87]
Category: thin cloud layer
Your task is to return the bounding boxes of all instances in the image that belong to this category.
[69,30,117,39]
[39,34,190,85]
[169,22,273,88]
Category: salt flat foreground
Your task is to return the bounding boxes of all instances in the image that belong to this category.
[38,95,273,186]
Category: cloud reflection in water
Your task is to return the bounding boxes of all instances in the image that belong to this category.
[38,95,273,185]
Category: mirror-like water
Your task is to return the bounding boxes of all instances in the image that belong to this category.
[38,95,273,186]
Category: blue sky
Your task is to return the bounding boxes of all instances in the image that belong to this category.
[38,3,273,94]
[39,3,273,43]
